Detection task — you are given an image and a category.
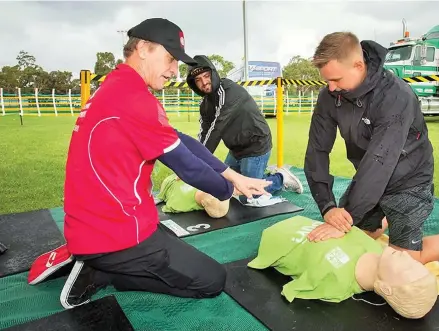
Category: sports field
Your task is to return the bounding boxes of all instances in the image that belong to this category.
[0,112,438,215]
[0,112,438,331]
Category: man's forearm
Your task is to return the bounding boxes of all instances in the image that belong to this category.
[220,167,240,183]
[158,142,233,201]
[176,130,228,173]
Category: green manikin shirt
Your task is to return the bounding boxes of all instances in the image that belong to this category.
[248,216,383,303]
[156,174,204,213]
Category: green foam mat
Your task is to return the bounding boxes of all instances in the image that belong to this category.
[0,167,438,330]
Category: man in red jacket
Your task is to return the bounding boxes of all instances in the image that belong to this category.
[28,18,271,309]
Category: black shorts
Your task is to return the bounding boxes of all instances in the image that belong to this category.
[339,182,434,251]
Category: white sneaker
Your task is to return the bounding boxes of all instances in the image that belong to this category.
[275,167,303,194]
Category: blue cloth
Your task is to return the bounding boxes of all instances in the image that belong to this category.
[224,150,283,197]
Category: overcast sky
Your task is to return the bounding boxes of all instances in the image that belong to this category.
[1,0,438,78]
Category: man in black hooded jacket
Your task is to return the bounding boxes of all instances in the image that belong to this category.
[304,32,437,264]
[186,55,304,198]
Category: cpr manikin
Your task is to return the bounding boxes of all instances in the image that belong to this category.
[355,245,437,318]
[157,173,230,218]
[248,216,437,319]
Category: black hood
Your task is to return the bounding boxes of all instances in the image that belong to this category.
[186,55,221,96]
[333,40,389,102]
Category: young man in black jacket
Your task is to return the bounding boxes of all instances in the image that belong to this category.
[304,31,438,264]
[186,55,303,199]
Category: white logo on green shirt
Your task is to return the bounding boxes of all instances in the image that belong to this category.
[291,221,322,244]
[325,247,350,268]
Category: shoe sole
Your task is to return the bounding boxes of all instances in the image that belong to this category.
[60,261,90,309]
[28,246,74,285]
[279,168,303,194]
[288,172,304,194]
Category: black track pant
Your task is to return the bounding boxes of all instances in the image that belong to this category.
[76,224,226,298]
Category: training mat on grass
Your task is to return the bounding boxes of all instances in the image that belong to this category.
[0,209,65,278]
[3,295,134,331]
[158,197,303,237]
[224,258,439,331]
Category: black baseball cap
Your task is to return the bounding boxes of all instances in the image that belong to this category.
[127,18,197,65]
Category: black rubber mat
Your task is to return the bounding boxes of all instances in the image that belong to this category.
[0,241,8,255]
[224,257,439,331]
[3,295,134,331]
[0,209,65,277]
[158,198,303,237]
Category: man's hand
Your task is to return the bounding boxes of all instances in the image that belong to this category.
[323,207,353,233]
[307,223,346,242]
[222,168,272,199]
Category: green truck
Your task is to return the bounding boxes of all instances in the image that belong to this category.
[383,23,439,115]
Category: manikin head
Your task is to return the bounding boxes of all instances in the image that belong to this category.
[312,32,367,93]
[355,246,437,319]
[123,18,197,90]
[195,191,230,218]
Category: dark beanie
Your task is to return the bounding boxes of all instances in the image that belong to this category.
[188,66,210,78]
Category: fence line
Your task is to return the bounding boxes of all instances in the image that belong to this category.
[0,88,317,117]
[0,88,81,117]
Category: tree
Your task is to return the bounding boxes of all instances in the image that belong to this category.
[0,65,21,93]
[70,78,80,93]
[179,63,188,80]
[178,54,235,81]
[92,52,122,89]
[0,51,81,95]
[48,71,74,93]
[16,51,37,70]
[19,65,47,91]
[207,54,234,78]
[282,55,322,93]
[94,52,117,76]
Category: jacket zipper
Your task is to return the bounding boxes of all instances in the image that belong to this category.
[349,101,355,143]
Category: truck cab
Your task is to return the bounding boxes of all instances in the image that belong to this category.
[383,25,439,115]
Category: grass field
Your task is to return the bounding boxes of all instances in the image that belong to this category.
[0,112,438,215]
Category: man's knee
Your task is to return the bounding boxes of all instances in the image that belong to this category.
[197,261,226,298]
[363,228,385,240]
[388,243,425,263]
[360,216,388,240]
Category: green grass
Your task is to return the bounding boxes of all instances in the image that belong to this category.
[0,112,438,215]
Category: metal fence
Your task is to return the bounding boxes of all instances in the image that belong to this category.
[0,88,316,117]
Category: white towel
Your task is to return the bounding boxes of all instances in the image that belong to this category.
[235,194,287,207]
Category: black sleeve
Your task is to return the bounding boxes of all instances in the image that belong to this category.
[158,142,233,201]
[197,99,211,143]
[342,92,416,224]
[197,97,222,153]
[198,84,240,153]
[304,91,338,216]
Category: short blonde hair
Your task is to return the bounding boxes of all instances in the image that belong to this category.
[312,32,362,68]
[375,272,438,319]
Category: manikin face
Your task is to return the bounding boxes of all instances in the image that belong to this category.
[194,71,212,94]
[377,246,430,286]
[137,41,178,90]
[374,246,438,319]
[319,58,365,92]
